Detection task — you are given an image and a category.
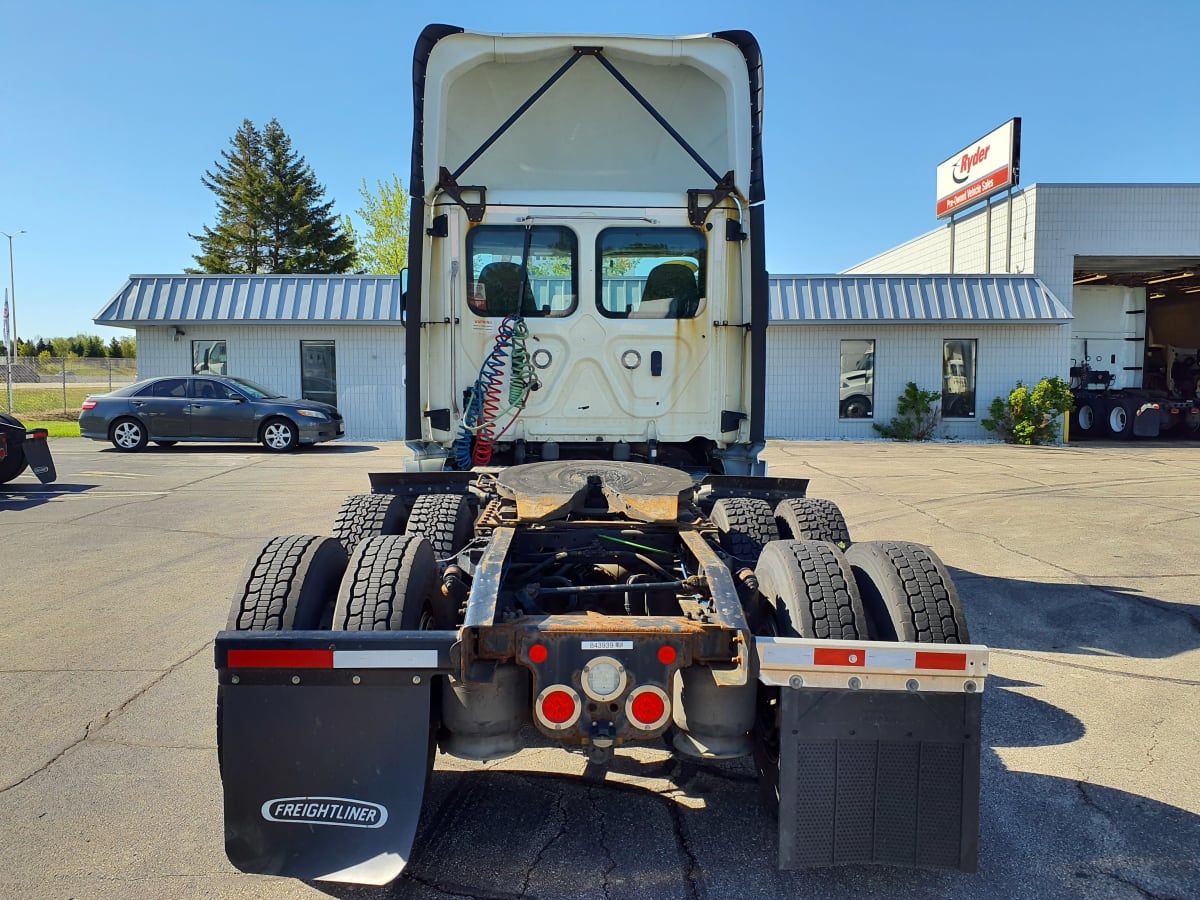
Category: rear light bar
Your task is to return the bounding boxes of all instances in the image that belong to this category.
[756,636,988,694]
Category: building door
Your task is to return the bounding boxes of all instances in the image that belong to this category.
[300,341,337,406]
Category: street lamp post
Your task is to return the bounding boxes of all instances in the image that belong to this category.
[2,230,25,413]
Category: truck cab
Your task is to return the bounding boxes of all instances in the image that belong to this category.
[404,28,766,475]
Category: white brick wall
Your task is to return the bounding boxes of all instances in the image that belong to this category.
[134,324,405,441]
[765,323,1068,441]
[847,187,1039,277]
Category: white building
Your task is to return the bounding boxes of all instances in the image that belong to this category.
[845,183,1200,417]
[97,184,1199,442]
[96,275,407,441]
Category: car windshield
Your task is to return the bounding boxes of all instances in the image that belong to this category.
[226,377,285,400]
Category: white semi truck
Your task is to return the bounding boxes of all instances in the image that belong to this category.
[215,25,988,886]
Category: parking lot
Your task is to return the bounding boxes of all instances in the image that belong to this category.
[1,438,1198,899]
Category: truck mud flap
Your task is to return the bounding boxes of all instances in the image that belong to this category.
[216,632,456,885]
[22,430,56,483]
[776,688,982,872]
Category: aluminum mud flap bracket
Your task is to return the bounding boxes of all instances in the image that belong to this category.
[215,631,457,885]
[756,637,987,872]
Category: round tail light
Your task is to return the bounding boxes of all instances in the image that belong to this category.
[535,685,581,730]
[626,685,670,731]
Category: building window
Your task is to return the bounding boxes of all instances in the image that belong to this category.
[467,225,577,318]
[596,227,705,319]
[300,340,337,406]
[943,339,977,418]
[839,340,875,419]
[192,340,227,374]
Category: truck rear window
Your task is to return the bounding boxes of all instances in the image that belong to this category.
[596,227,706,319]
[467,225,577,318]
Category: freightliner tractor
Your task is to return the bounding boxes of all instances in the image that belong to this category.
[0,413,56,486]
[216,25,989,886]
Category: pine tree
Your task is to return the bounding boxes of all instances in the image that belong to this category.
[261,120,357,273]
[190,118,356,274]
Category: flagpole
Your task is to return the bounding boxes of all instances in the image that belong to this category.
[4,289,11,413]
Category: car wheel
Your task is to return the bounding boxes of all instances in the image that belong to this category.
[110,417,148,452]
[261,417,299,452]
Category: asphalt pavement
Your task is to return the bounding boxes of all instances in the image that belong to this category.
[1,437,1197,899]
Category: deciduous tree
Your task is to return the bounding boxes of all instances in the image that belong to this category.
[343,175,409,274]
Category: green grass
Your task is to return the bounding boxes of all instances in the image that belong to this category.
[20,420,80,438]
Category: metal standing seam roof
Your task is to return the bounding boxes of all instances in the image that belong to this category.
[769,275,1072,324]
[95,275,406,325]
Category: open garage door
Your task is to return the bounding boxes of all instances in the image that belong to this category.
[1070,257,1200,439]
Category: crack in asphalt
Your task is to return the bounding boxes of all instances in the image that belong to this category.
[518,785,570,899]
[402,869,499,899]
[587,783,616,900]
[660,760,704,900]
[0,640,213,794]
[1090,866,1175,900]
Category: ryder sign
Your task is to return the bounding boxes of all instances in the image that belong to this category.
[936,118,1021,218]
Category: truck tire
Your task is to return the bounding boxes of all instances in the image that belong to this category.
[227,534,348,631]
[751,540,870,802]
[1071,399,1098,440]
[0,414,29,484]
[1106,399,1135,440]
[711,497,779,565]
[334,534,440,631]
[845,540,969,643]
[332,492,409,555]
[774,498,851,549]
[405,493,474,563]
[754,540,869,640]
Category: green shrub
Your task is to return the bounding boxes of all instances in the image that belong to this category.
[873,382,941,441]
[982,376,1074,445]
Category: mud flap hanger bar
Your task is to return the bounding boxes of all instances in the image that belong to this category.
[756,636,988,693]
[437,45,736,224]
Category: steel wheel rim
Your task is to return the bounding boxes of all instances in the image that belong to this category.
[1078,406,1093,430]
[1110,407,1127,432]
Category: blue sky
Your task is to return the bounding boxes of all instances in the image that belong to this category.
[3,0,1198,340]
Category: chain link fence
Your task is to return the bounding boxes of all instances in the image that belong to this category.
[3,357,139,418]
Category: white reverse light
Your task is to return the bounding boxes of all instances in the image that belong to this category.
[581,656,627,702]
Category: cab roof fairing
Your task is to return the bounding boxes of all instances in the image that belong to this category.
[412,28,758,207]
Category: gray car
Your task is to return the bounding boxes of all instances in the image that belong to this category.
[79,375,344,452]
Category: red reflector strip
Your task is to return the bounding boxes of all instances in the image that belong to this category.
[914,651,968,671]
[813,647,865,667]
[226,649,333,669]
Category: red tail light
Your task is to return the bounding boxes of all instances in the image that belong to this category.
[81,399,98,410]
[535,685,581,730]
[626,686,670,730]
